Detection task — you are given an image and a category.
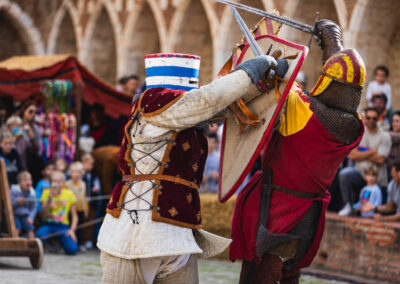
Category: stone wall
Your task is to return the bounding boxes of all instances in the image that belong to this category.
[313,212,400,283]
[0,0,399,108]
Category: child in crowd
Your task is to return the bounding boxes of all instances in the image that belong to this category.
[353,166,382,217]
[35,161,55,213]
[82,153,102,246]
[36,171,78,255]
[66,162,88,251]
[55,157,68,174]
[366,65,392,111]
[10,171,36,239]
[0,131,24,185]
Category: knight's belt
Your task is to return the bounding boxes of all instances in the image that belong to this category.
[122,174,199,190]
[272,184,325,199]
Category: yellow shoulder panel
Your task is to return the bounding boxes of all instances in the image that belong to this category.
[278,88,313,137]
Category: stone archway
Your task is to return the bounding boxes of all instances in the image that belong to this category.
[47,0,81,55]
[53,10,78,55]
[171,0,214,85]
[85,7,117,85]
[0,1,45,60]
[121,1,161,84]
[280,0,339,90]
[0,10,29,60]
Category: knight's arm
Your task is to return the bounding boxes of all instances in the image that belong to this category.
[143,56,275,130]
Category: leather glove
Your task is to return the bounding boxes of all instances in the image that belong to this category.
[314,19,343,63]
[235,55,277,84]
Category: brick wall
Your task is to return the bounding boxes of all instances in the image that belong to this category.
[313,212,400,283]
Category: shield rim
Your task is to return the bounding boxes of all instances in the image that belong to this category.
[218,34,308,203]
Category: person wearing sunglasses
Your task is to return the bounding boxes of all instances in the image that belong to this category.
[339,107,391,216]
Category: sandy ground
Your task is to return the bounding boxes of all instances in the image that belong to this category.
[0,251,341,284]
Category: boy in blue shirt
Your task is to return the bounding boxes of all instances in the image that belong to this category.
[353,166,382,217]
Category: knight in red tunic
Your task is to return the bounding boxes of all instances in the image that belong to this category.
[230,20,366,283]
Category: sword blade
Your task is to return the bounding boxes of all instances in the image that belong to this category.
[216,0,314,34]
[231,7,263,57]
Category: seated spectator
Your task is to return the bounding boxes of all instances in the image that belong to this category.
[0,131,23,185]
[389,111,400,167]
[35,161,55,213]
[66,162,88,252]
[88,105,116,148]
[353,166,382,217]
[362,162,400,222]
[339,107,391,216]
[10,171,36,239]
[6,115,38,170]
[201,133,220,193]
[36,171,78,255]
[366,65,392,110]
[19,100,42,184]
[371,93,394,130]
[124,75,141,96]
[82,153,102,246]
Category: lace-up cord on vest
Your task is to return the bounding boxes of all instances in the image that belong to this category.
[120,115,172,224]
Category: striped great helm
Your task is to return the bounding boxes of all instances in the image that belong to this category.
[309,49,366,96]
[144,53,201,91]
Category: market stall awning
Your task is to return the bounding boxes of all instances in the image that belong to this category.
[0,55,132,119]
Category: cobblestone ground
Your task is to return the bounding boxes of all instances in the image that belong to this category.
[0,251,342,284]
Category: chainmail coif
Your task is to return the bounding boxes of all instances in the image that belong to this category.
[310,81,362,145]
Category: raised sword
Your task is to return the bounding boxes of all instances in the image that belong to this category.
[216,0,316,35]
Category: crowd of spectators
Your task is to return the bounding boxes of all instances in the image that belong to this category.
[332,65,400,222]
[0,99,105,255]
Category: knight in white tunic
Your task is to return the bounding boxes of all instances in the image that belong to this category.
[97,53,277,283]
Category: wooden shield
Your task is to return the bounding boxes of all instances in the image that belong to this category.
[218,34,308,202]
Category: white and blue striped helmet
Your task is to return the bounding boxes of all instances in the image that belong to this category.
[144,53,200,91]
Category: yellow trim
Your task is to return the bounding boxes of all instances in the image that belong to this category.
[278,88,313,136]
[342,55,354,83]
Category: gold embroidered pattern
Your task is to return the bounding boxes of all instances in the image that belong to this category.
[200,149,204,155]
[109,197,113,205]
[182,141,191,151]
[186,194,193,203]
[168,207,178,217]
[192,163,199,172]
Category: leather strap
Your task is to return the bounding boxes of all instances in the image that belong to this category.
[122,174,199,190]
[273,184,325,199]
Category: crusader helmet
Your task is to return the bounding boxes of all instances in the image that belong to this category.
[144,53,201,91]
[309,49,366,96]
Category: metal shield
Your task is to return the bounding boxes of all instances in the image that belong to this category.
[218,34,308,202]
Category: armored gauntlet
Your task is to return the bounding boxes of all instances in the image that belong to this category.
[315,19,344,64]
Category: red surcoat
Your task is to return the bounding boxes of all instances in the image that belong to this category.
[230,87,364,268]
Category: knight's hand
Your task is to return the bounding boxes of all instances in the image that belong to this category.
[235,55,277,85]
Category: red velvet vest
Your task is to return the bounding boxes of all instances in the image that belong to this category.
[107,87,208,229]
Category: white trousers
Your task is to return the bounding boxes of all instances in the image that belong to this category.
[101,251,199,284]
